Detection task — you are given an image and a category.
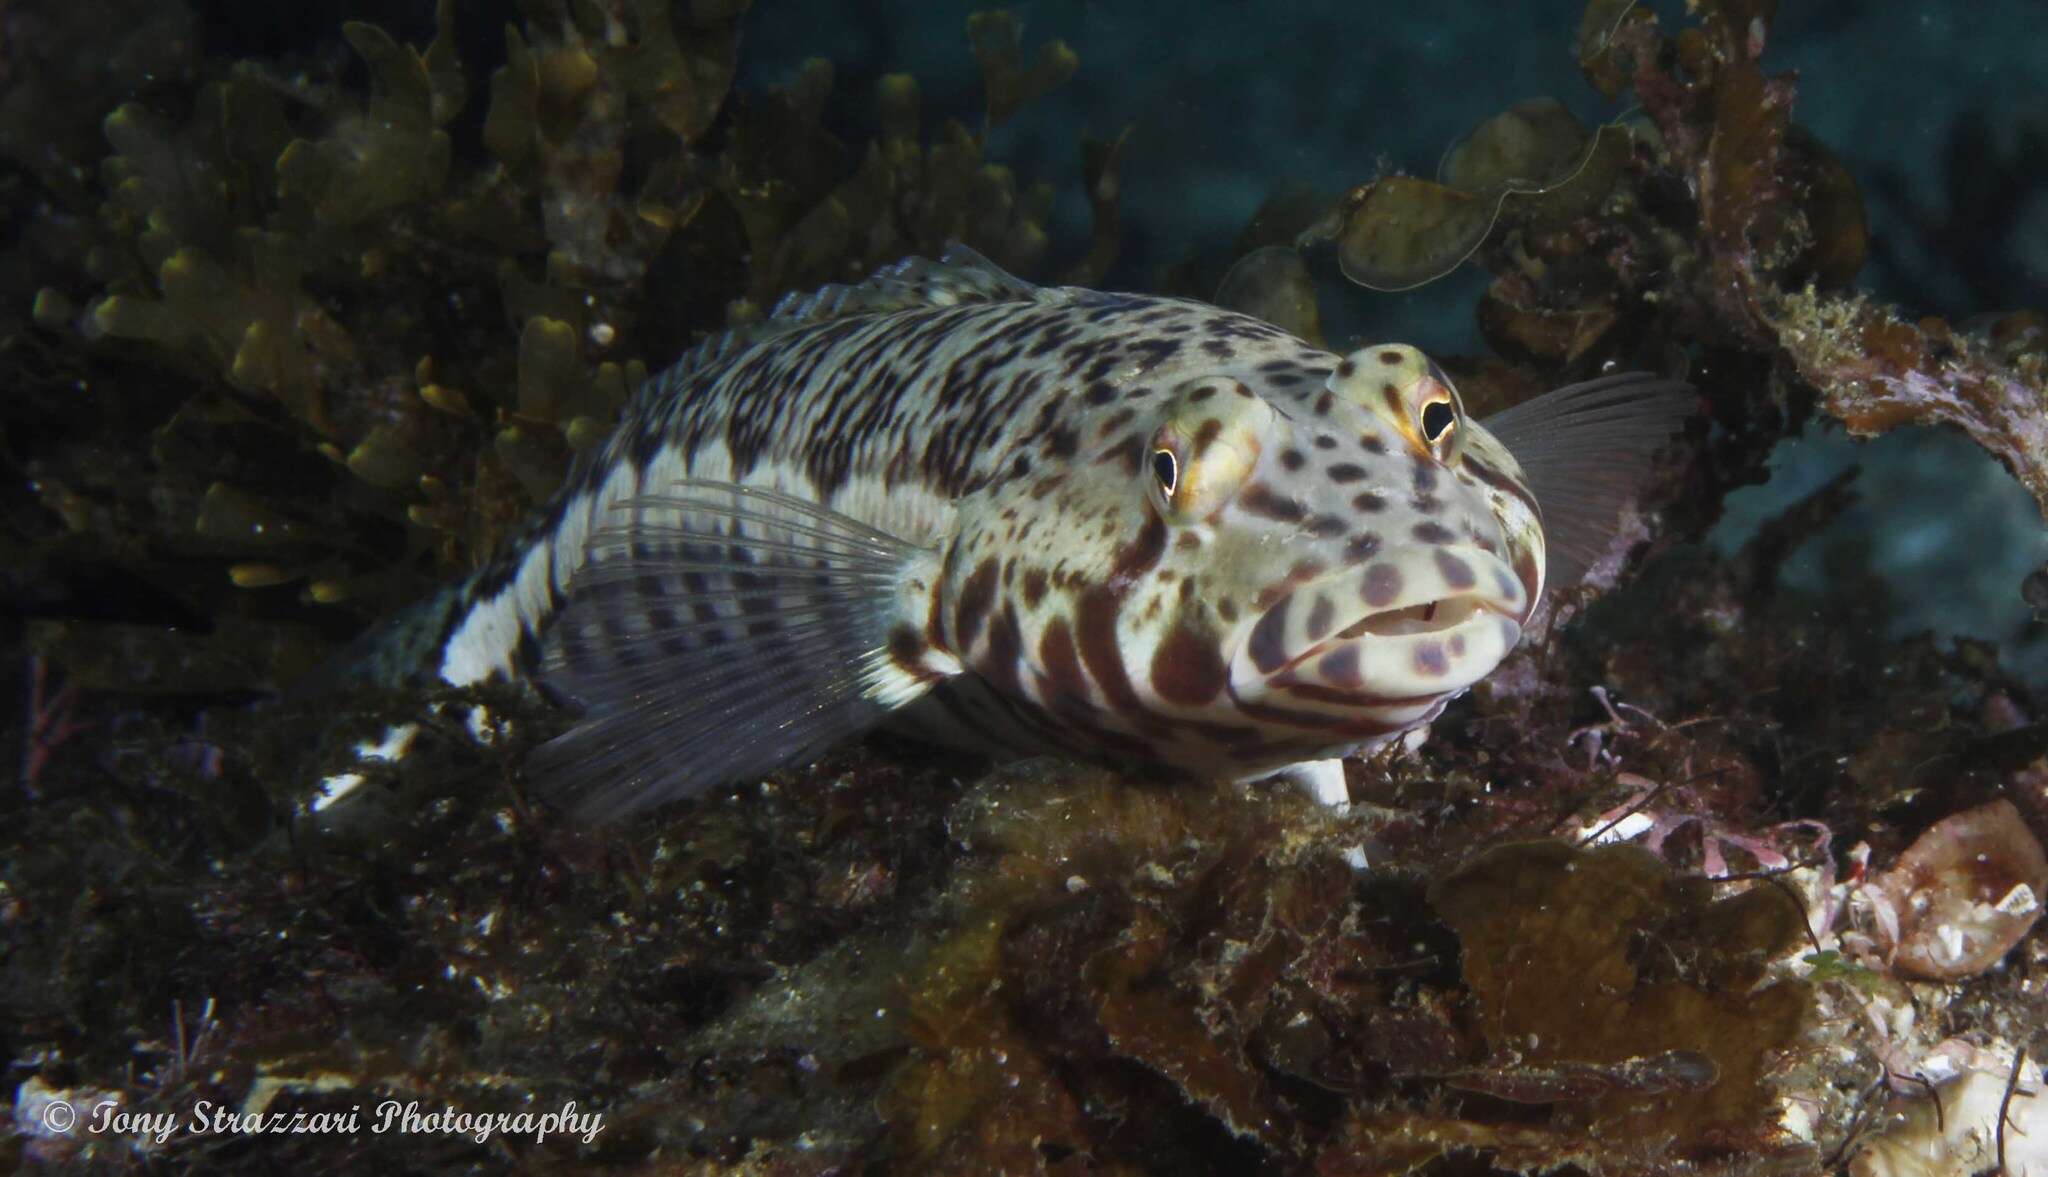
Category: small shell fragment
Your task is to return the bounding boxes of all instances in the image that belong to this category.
[1867,799,2048,980]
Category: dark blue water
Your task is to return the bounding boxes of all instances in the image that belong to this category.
[743,0,2048,680]
[201,0,2048,677]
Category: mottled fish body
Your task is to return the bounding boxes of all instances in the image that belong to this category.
[364,248,1690,819]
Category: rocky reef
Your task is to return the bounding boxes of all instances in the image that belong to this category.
[2,0,2046,1173]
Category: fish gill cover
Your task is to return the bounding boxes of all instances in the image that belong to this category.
[0,0,2045,1174]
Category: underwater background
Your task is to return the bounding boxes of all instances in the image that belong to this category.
[191,0,2048,680]
[4,0,2048,1172]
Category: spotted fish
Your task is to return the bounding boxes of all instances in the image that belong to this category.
[359,247,1691,819]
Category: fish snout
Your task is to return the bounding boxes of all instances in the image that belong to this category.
[1230,545,1528,708]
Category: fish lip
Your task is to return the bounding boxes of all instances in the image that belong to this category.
[1227,547,1529,701]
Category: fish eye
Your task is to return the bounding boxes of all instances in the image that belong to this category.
[1328,343,1468,463]
[1421,399,1456,444]
[1147,379,1274,521]
[1151,448,1180,497]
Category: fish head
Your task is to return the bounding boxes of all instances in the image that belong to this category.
[949,341,1546,768]
[1201,344,1544,746]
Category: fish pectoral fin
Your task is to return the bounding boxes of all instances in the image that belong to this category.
[528,479,958,822]
[1480,373,1697,589]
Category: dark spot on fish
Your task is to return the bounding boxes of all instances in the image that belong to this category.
[1363,564,1402,607]
[1217,598,1239,623]
[1314,391,1336,416]
[1344,533,1383,563]
[1314,435,1338,450]
[1379,349,1404,365]
[1043,427,1080,459]
[1414,640,1448,677]
[1448,633,1466,657]
[1239,483,1305,522]
[1189,385,1216,404]
[1306,514,1348,538]
[1411,495,1442,515]
[1434,549,1476,590]
[1023,568,1049,608]
[1085,380,1119,405]
[1105,431,1147,475]
[1414,522,1455,545]
[1317,644,1361,688]
[1353,491,1386,512]
[1328,464,1367,483]
[1151,620,1228,705]
[1246,597,1292,673]
[956,558,998,649]
[1010,454,1032,479]
[1305,594,1335,642]
[1176,531,1203,551]
[1281,449,1306,471]
[1336,358,1356,378]
[1289,558,1327,584]
[1359,433,1387,454]
[889,624,933,676]
[1413,461,1438,493]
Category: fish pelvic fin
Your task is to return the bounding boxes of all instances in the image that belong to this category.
[529,479,960,822]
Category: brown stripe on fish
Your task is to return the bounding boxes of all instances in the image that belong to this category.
[1037,616,1091,707]
[955,556,999,649]
[982,603,1027,698]
[1149,614,1228,705]
[1067,512,1171,715]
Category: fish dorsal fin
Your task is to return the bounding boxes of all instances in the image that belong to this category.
[529,480,961,821]
[770,243,1044,321]
[669,245,1049,383]
[1482,373,1696,590]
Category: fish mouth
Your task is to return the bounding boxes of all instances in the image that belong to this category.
[1336,595,1494,639]
[1228,546,1529,719]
